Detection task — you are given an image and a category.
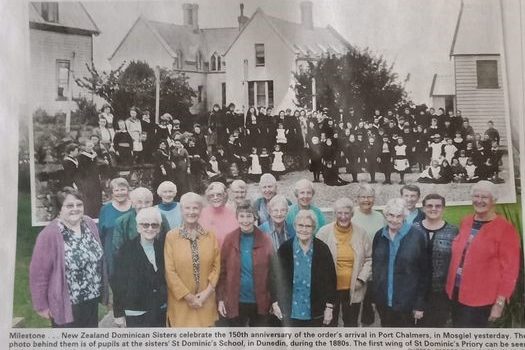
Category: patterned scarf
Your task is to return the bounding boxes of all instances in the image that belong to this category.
[179,224,206,293]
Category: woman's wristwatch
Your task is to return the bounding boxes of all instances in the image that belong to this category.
[495,297,505,307]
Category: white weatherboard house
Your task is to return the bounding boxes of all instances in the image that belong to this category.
[429,72,455,113]
[109,1,350,114]
[449,0,508,146]
[29,2,100,114]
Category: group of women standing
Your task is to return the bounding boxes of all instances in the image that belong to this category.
[29,176,520,329]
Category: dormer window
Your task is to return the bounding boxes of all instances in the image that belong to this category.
[42,2,59,23]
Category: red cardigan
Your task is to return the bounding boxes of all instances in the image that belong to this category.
[446,215,520,306]
[217,227,274,318]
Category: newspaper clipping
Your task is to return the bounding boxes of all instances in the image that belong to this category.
[3,0,525,349]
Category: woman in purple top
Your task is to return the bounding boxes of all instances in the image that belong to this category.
[30,187,109,327]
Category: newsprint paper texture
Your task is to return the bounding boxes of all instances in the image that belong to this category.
[0,0,524,349]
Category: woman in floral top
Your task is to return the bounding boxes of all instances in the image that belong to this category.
[30,187,108,327]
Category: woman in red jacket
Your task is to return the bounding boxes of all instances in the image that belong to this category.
[446,180,520,327]
[217,200,274,326]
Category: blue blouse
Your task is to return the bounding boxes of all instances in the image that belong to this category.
[291,237,313,320]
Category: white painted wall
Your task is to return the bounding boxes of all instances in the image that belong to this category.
[225,12,297,113]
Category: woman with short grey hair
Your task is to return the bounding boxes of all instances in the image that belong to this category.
[270,209,336,327]
[372,198,429,327]
[165,192,220,327]
[446,180,520,327]
[317,197,372,326]
[259,194,296,251]
[200,182,238,247]
[98,177,133,276]
[112,207,167,327]
[286,179,326,233]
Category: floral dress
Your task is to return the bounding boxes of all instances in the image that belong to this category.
[61,221,104,304]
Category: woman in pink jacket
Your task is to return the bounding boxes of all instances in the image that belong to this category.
[30,187,108,327]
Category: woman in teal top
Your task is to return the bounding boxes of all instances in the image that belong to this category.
[155,181,182,230]
[98,177,132,276]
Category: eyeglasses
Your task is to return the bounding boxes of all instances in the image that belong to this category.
[139,223,160,229]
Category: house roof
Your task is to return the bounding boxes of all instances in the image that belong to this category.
[110,17,239,61]
[429,73,455,97]
[266,15,350,57]
[224,8,350,57]
[29,2,100,35]
[450,0,501,56]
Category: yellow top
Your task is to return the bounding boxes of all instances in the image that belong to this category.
[335,223,354,291]
[164,228,220,327]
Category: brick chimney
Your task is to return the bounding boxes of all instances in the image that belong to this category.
[300,1,313,30]
[237,3,249,30]
[183,3,199,32]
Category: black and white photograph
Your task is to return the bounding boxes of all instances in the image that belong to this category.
[4,0,525,341]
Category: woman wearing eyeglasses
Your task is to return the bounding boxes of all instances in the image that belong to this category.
[412,194,458,327]
[270,209,336,327]
[446,181,520,327]
[30,187,108,327]
[199,182,238,248]
[112,207,167,327]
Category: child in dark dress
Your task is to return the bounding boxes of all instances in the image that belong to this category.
[113,119,133,167]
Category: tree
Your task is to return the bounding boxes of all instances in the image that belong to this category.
[76,61,196,119]
[293,47,408,118]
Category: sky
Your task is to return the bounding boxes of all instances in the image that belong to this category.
[83,0,462,105]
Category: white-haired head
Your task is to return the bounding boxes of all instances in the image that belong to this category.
[383,198,409,217]
[471,180,498,202]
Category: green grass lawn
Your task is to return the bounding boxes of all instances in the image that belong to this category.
[13,190,523,328]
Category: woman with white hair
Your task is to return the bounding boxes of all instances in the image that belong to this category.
[199,182,238,247]
[286,179,326,233]
[259,194,296,251]
[112,187,170,256]
[317,198,372,326]
[271,209,336,327]
[253,174,291,224]
[446,181,520,327]
[112,207,167,327]
[225,180,248,211]
[98,177,133,276]
[372,198,429,327]
[155,181,182,229]
[165,192,220,327]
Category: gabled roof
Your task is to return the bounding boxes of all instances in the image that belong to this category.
[450,0,501,56]
[224,8,350,58]
[29,2,100,35]
[429,73,455,97]
[109,16,239,62]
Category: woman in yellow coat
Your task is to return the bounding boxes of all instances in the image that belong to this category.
[164,192,220,327]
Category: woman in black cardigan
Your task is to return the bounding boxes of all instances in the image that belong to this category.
[270,209,336,327]
[112,207,167,327]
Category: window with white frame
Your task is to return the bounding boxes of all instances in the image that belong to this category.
[56,60,70,100]
[255,44,265,66]
[248,80,273,107]
[476,60,499,89]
